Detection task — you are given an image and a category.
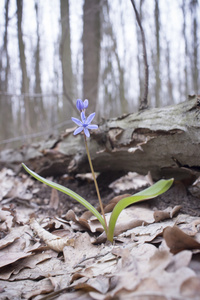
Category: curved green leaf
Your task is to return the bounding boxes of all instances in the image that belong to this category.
[107,178,174,242]
[22,163,106,231]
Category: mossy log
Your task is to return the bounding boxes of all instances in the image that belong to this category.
[1,96,200,182]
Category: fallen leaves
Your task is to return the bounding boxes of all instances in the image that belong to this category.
[163,225,200,254]
[1,168,200,299]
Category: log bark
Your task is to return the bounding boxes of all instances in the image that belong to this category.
[1,96,200,182]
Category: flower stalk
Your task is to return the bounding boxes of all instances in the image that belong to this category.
[84,135,108,233]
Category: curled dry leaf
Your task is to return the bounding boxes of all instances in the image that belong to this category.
[30,218,74,252]
[163,225,200,254]
[0,207,14,231]
[0,229,19,250]
[153,205,182,222]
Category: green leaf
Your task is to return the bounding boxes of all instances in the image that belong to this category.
[22,163,106,232]
[107,178,174,242]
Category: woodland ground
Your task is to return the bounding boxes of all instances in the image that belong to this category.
[0,168,200,299]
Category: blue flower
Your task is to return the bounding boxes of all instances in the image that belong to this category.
[76,99,88,112]
[71,111,98,137]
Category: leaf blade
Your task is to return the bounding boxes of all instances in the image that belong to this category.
[107,179,174,242]
[22,163,106,231]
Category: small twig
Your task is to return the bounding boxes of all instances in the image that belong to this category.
[130,0,149,110]
[73,251,110,268]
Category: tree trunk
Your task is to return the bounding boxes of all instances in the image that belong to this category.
[34,2,46,129]
[60,0,74,119]
[16,0,31,134]
[1,97,200,183]
[154,0,161,107]
[83,0,101,112]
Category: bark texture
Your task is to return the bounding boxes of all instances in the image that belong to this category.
[1,97,200,182]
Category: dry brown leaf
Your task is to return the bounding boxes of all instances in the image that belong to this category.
[166,250,192,272]
[49,188,59,210]
[163,225,200,254]
[180,276,200,298]
[10,257,65,281]
[153,205,182,222]
[0,251,33,269]
[75,276,110,294]
[63,232,101,269]
[0,207,14,231]
[23,278,54,299]
[0,168,34,201]
[0,225,34,269]
[30,218,74,252]
[0,228,19,250]
[109,172,150,193]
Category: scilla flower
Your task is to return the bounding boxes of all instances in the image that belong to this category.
[76,99,88,112]
[71,111,98,138]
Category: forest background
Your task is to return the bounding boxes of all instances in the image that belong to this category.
[0,0,199,149]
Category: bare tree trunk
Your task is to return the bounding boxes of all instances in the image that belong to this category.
[83,0,101,112]
[34,1,46,129]
[0,0,12,140]
[16,0,31,134]
[166,41,173,105]
[105,1,127,114]
[135,0,144,107]
[190,0,199,94]
[154,0,161,107]
[181,0,188,97]
[60,0,74,119]
[130,0,149,110]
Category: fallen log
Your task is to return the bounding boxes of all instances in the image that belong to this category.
[1,96,200,182]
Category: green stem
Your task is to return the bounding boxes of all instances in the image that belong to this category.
[84,135,108,233]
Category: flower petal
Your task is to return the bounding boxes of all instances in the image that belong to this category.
[84,128,90,137]
[76,99,84,111]
[81,111,86,122]
[87,124,98,130]
[71,117,83,126]
[83,99,88,109]
[73,127,83,135]
[86,112,95,125]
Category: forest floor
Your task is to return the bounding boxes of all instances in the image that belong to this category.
[1,167,200,299]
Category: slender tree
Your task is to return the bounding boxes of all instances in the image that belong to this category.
[190,0,199,94]
[34,1,46,129]
[130,0,149,110]
[16,0,31,134]
[154,0,161,107]
[83,0,101,112]
[60,0,74,118]
[0,0,13,140]
[181,0,189,97]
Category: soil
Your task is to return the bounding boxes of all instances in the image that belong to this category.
[31,171,200,219]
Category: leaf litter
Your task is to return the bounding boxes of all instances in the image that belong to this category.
[0,168,200,299]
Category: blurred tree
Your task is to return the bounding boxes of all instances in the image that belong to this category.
[60,0,74,118]
[154,0,161,107]
[181,0,189,97]
[190,0,199,94]
[83,0,101,112]
[166,40,173,105]
[16,0,31,134]
[135,0,144,106]
[33,1,46,129]
[0,0,13,139]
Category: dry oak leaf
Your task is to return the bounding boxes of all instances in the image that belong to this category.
[163,225,200,254]
[30,218,74,252]
[153,205,182,222]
